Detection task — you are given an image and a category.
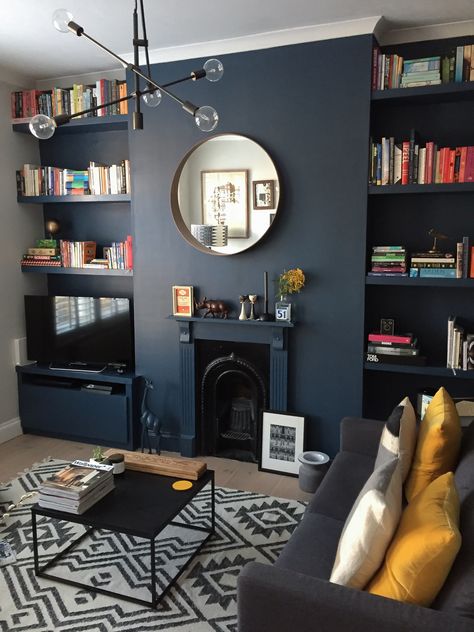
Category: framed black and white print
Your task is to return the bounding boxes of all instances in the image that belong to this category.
[258,411,306,476]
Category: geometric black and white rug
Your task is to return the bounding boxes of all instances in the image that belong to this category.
[0,459,305,631]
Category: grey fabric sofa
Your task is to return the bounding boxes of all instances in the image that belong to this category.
[238,417,474,632]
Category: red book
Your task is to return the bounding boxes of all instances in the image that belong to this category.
[447,149,456,183]
[465,147,474,182]
[401,141,410,185]
[470,247,474,278]
[126,235,133,270]
[459,146,468,183]
[425,141,434,184]
[368,333,413,344]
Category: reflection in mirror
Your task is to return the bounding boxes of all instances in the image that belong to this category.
[171,134,280,255]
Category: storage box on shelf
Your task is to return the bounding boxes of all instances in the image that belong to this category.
[364,35,474,419]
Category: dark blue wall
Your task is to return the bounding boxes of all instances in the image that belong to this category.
[130,36,373,456]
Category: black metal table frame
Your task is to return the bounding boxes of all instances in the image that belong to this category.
[31,473,215,608]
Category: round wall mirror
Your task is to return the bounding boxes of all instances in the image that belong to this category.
[171,134,280,255]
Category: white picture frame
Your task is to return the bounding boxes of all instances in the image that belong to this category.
[258,410,306,476]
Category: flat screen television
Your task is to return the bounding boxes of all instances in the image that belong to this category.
[24,295,134,372]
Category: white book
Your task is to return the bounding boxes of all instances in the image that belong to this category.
[418,148,426,184]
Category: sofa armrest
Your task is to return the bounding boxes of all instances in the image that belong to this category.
[340,416,384,458]
[237,562,471,632]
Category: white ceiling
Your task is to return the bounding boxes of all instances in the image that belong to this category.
[0,0,474,82]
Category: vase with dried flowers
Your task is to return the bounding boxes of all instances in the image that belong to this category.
[275,267,305,322]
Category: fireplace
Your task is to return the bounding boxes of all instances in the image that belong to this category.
[174,317,292,457]
[197,341,268,462]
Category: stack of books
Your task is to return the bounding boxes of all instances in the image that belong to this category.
[409,252,456,278]
[400,57,441,88]
[447,316,474,370]
[38,460,114,514]
[21,239,61,268]
[368,246,407,277]
[366,332,424,365]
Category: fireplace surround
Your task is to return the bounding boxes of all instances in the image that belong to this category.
[173,317,292,457]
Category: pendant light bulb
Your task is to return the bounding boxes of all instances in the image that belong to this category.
[29,114,57,140]
[203,58,224,82]
[194,106,219,132]
[52,8,74,33]
[142,87,162,108]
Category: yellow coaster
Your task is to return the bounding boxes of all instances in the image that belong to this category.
[172,480,193,491]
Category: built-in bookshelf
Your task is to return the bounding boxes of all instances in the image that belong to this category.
[14,115,133,281]
[364,34,474,419]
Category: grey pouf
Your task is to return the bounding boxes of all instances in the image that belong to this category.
[298,451,330,493]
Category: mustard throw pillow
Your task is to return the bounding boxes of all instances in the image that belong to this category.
[367,472,461,607]
[405,387,461,502]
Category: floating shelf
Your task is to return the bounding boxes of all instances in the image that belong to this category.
[12,115,128,135]
[18,194,131,204]
[366,276,474,288]
[364,362,474,379]
[368,183,474,195]
[21,267,133,276]
[170,315,294,328]
[371,82,474,105]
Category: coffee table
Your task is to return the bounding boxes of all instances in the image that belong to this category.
[31,468,215,607]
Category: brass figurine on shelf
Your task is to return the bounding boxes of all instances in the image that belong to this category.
[195,297,230,319]
[239,295,249,320]
[428,228,448,253]
[45,219,60,240]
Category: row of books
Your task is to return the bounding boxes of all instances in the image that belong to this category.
[17,160,131,197]
[368,243,473,279]
[372,46,474,90]
[366,331,425,366]
[369,134,474,186]
[38,460,114,514]
[446,317,474,370]
[21,237,133,270]
[11,79,128,121]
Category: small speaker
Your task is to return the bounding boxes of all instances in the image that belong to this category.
[12,337,32,366]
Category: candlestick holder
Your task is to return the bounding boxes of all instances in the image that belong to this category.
[259,271,274,321]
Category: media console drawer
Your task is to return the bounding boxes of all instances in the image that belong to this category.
[16,367,140,449]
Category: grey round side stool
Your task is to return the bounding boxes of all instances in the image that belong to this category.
[298,451,330,493]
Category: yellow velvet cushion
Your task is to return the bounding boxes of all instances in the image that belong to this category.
[367,472,461,606]
[405,387,461,502]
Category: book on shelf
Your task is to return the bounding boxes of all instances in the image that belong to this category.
[367,345,420,356]
[409,268,456,278]
[11,79,128,121]
[59,241,96,267]
[369,245,407,276]
[368,332,414,345]
[39,460,114,499]
[366,352,427,366]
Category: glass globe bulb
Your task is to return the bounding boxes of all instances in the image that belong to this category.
[142,88,162,108]
[52,8,74,33]
[194,106,218,132]
[203,58,224,82]
[29,114,57,140]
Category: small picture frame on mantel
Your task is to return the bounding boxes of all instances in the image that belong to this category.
[172,285,194,317]
[258,410,306,476]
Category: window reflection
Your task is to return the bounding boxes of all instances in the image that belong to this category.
[55,297,128,335]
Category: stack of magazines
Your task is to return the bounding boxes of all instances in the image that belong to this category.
[38,460,114,514]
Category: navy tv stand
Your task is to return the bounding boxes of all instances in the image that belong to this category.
[16,364,140,450]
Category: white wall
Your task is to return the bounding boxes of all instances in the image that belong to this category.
[0,77,46,444]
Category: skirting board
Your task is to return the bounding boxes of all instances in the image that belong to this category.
[0,417,22,444]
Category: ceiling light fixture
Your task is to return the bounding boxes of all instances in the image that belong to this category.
[29,1,223,139]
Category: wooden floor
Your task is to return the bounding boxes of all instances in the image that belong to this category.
[0,434,312,502]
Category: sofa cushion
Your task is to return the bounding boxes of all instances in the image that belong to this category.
[367,472,461,607]
[405,387,462,502]
[307,450,375,521]
[374,396,417,482]
[330,456,402,589]
[276,512,344,580]
[433,421,474,619]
